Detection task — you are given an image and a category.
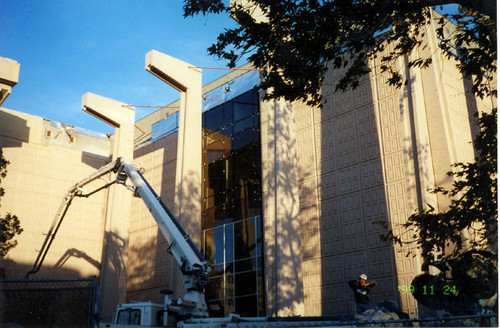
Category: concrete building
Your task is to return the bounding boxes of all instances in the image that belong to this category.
[125,13,494,318]
[0,9,495,324]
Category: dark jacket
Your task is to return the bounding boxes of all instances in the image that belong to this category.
[348,280,376,305]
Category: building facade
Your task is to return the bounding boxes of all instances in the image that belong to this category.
[0,12,495,321]
[127,17,494,317]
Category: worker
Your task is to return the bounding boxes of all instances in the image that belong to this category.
[348,273,377,314]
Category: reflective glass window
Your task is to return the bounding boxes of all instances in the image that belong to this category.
[233,102,253,122]
[223,104,233,126]
[202,89,264,317]
[234,116,253,134]
[203,106,224,132]
[232,128,259,151]
[235,270,257,297]
[235,295,258,317]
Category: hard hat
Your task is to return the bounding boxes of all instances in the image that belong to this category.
[359,274,368,280]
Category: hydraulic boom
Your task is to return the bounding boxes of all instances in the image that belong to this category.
[27,157,211,320]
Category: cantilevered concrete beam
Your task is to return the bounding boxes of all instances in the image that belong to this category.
[82,92,135,322]
[145,50,202,299]
[0,57,20,107]
[82,92,135,159]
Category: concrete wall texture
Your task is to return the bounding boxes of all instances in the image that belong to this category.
[0,107,110,279]
[290,22,493,316]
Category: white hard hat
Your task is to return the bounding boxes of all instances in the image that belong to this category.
[359,274,368,280]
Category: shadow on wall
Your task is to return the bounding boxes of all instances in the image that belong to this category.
[126,135,180,304]
[81,152,112,170]
[0,109,30,147]
[55,248,100,271]
[317,62,402,315]
[265,99,305,316]
[169,167,202,299]
[462,77,481,146]
[100,230,127,299]
[3,231,125,281]
[2,258,83,280]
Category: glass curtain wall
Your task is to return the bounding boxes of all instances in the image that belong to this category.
[201,89,265,317]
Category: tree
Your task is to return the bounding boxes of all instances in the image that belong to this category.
[0,151,23,256]
[183,0,497,261]
[379,108,497,262]
[183,0,496,107]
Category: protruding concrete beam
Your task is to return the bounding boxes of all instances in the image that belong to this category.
[145,50,202,299]
[146,50,202,92]
[82,92,135,322]
[82,92,135,159]
[0,57,20,107]
[82,92,131,128]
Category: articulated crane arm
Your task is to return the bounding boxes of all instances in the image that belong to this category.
[26,159,121,278]
[27,157,211,319]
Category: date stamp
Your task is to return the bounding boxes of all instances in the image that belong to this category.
[398,284,457,295]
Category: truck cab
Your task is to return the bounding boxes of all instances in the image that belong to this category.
[100,302,163,327]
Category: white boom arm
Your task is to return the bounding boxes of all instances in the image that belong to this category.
[118,160,211,289]
[28,157,210,318]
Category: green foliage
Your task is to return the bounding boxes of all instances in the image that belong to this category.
[0,151,23,256]
[381,109,497,262]
[183,0,496,106]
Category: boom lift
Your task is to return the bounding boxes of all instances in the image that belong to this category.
[27,157,211,324]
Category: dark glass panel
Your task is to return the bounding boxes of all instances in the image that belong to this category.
[223,103,233,125]
[235,295,258,317]
[213,226,224,264]
[235,270,257,297]
[234,219,256,261]
[225,223,234,264]
[254,218,263,257]
[234,258,256,273]
[230,200,243,222]
[234,90,257,106]
[253,113,260,126]
[247,181,263,210]
[207,149,229,164]
[213,263,226,274]
[233,101,253,122]
[207,275,224,299]
[208,160,228,206]
[204,106,224,132]
[253,256,264,270]
[222,124,233,136]
[203,229,215,264]
[225,273,234,298]
[232,128,259,152]
[202,208,215,230]
[234,116,253,134]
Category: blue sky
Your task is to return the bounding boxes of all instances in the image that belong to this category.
[0,0,236,134]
